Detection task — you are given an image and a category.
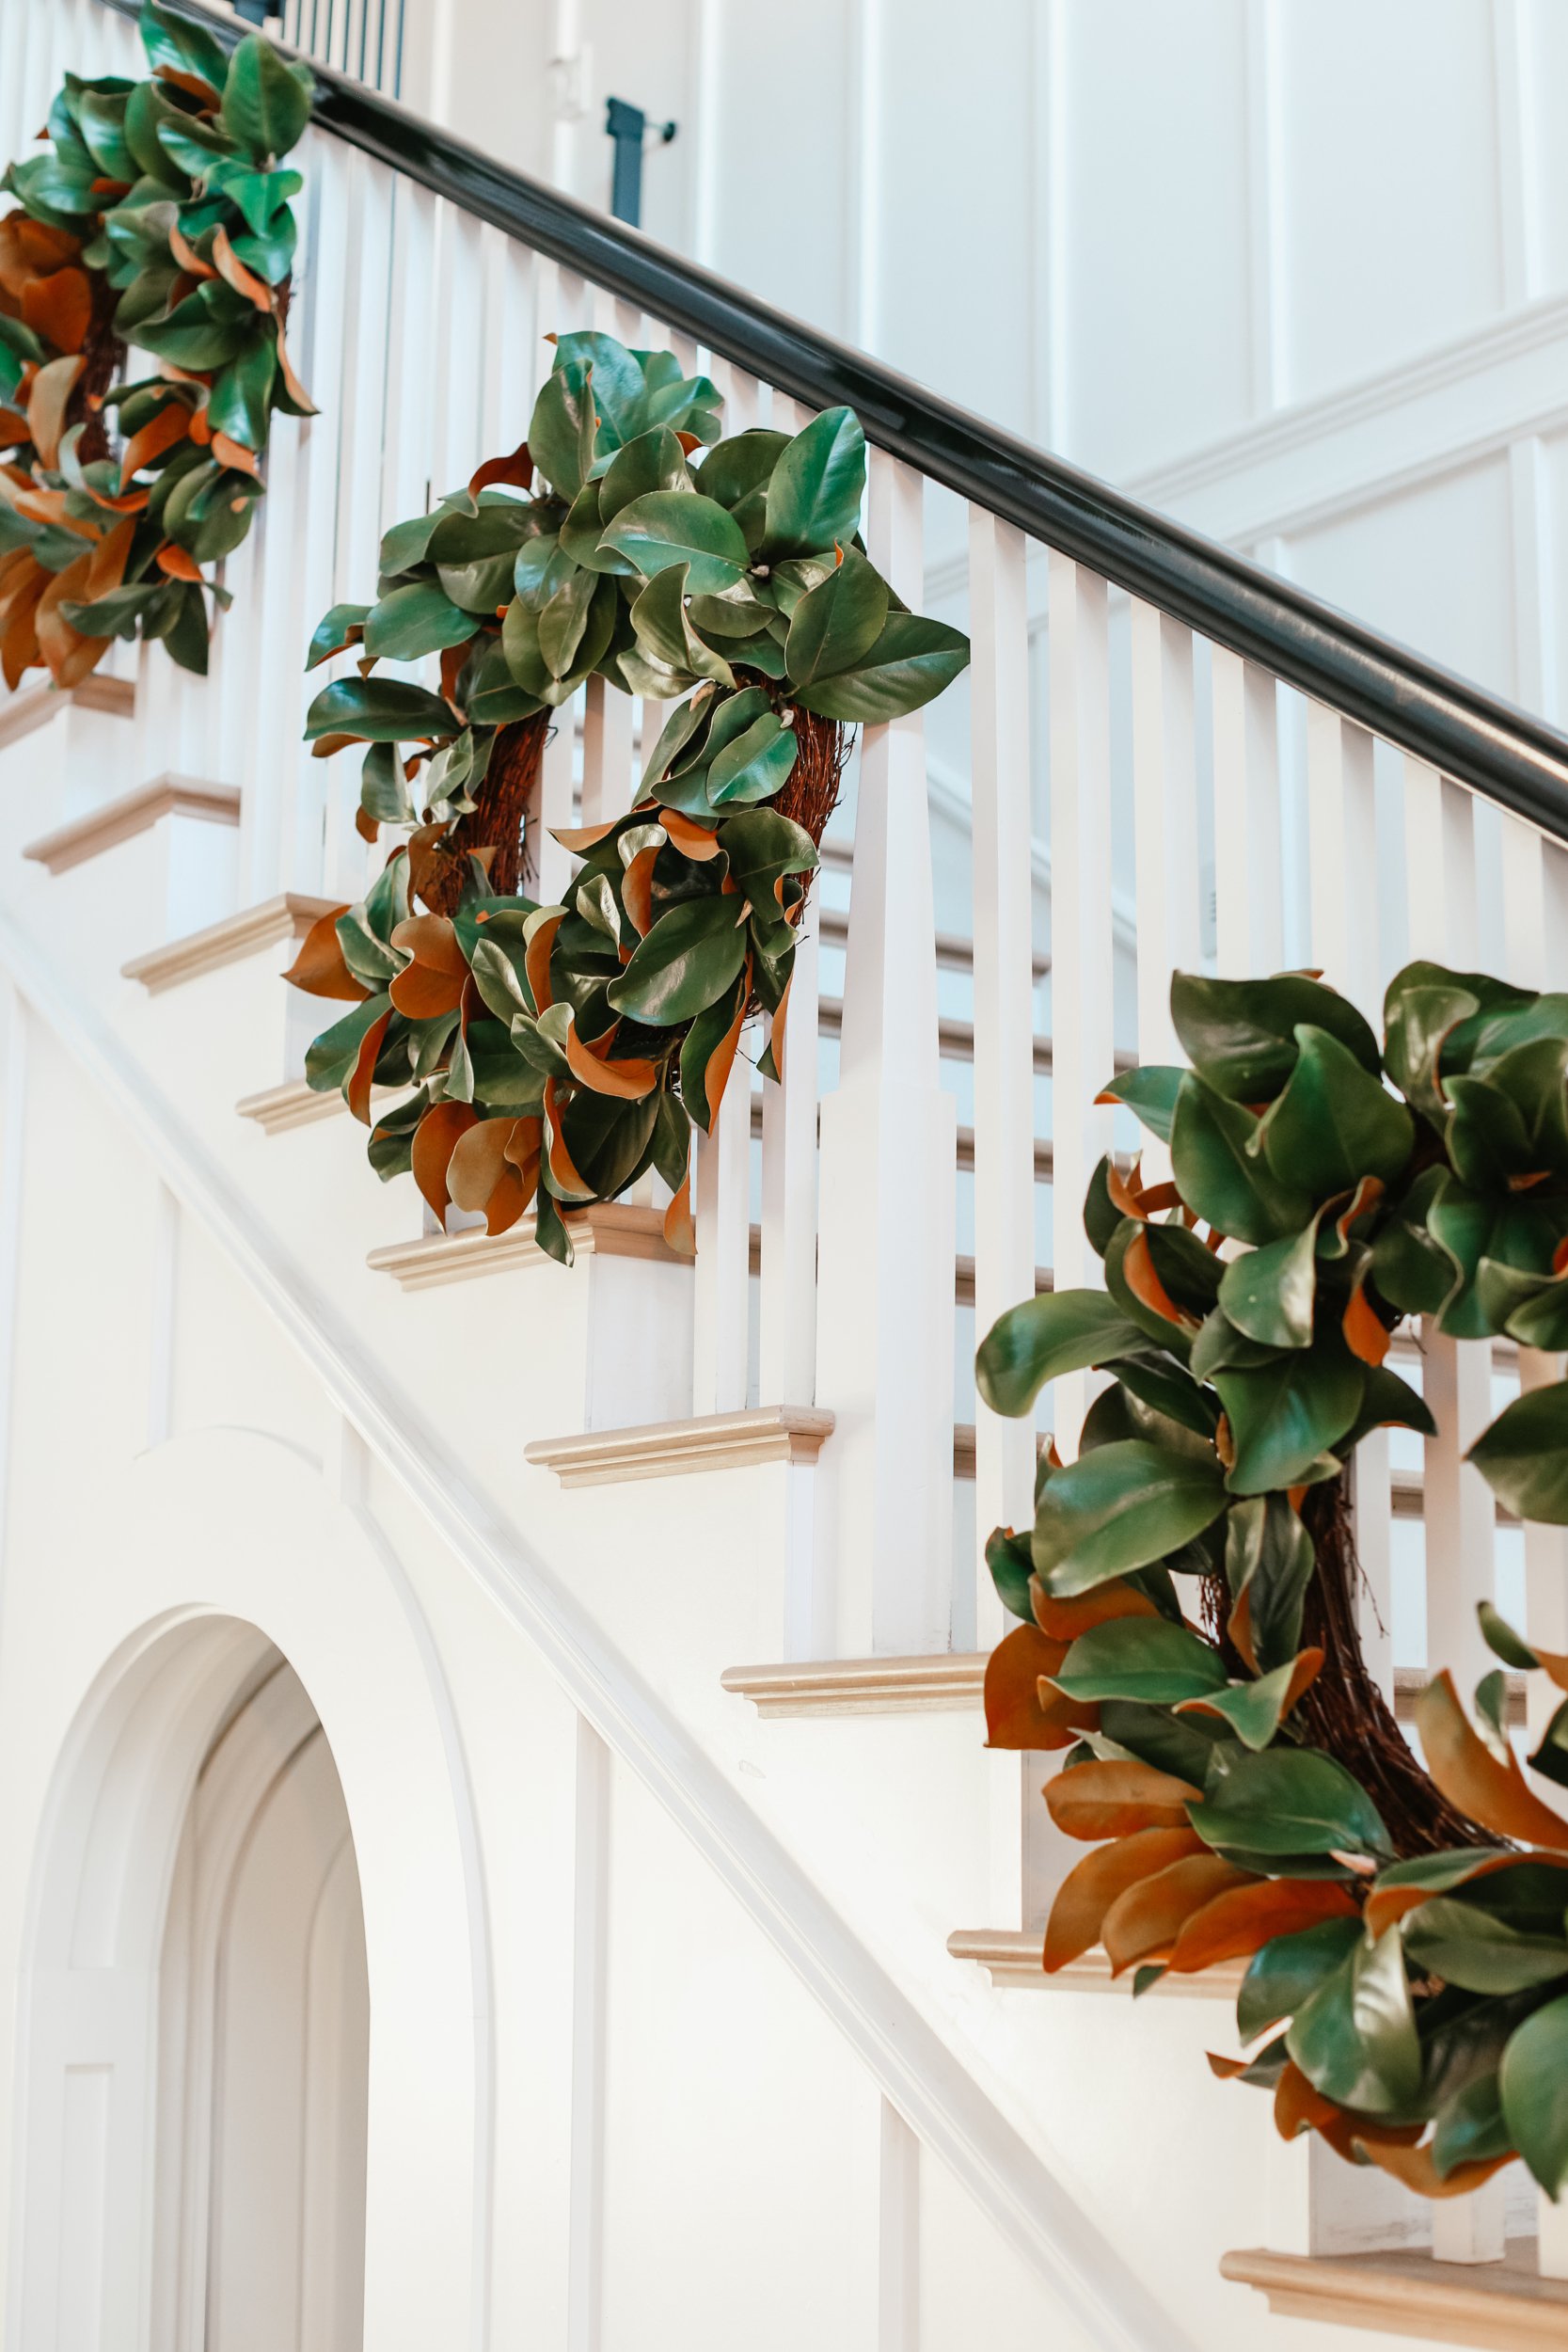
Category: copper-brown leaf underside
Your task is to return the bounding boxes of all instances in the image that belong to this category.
[1044,1759,1202,1842]
[409,1100,479,1223]
[563,1016,658,1100]
[1166,1873,1357,1974]
[1030,1577,1160,1643]
[983,1623,1069,1750]
[345,1009,390,1123]
[1100,1853,1252,1974]
[1043,1827,1205,1972]
[281,906,366,1001]
[1416,1670,1568,1851]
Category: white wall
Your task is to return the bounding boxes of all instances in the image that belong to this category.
[431,0,1568,723]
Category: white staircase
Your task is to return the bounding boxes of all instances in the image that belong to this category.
[4,3,1568,2347]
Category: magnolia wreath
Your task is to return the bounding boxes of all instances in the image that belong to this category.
[0,1,314,688]
[285,329,970,1261]
[979,962,1568,2203]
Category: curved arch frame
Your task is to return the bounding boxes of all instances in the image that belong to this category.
[0,1425,490,2352]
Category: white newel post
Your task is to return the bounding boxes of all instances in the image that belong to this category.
[816,455,957,1658]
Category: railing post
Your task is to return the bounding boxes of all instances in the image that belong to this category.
[1046,552,1114,1454]
[968,510,1037,1649]
[816,454,956,1657]
[1211,650,1283,977]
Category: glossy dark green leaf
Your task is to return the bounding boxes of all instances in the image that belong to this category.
[706,710,797,806]
[1171,971,1381,1103]
[762,405,865,557]
[1031,1438,1228,1597]
[1501,1994,1568,2195]
[598,490,749,595]
[1217,1220,1319,1351]
[985,1527,1035,1624]
[1052,1617,1227,1705]
[139,0,230,87]
[528,364,595,501]
[784,546,888,685]
[1467,1381,1568,1524]
[1476,1258,1568,1352]
[1196,1746,1393,1860]
[1097,1066,1183,1145]
[305,991,390,1093]
[606,895,749,1025]
[628,564,735,688]
[221,33,314,162]
[1214,1344,1364,1494]
[1433,2074,1513,2178]
[976,1292,1157,1418]
[364,580,474,662]
[1403,1898,1568,1994]
[1224,1493,1315,1672]
[305,675,454,744]
[1258,1025,1415,1198]
[791,612,970,723]
[696,428,789,511]
[1430,1180,1559,1341]
[306,601,370,671]
[1237,1916,1363,2043]
[551,330,648,449]
[1369,1164,1454,1316]
[539,563,598,679]
[1287,1927,1419,2114]
[598,424,691,517]
[1169,1073,1311,1245]
[359,740,413,825]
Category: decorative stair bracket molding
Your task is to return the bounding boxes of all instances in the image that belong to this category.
[24,775,241,947]
[0,901,1200,2352]
[814,455,958,1661]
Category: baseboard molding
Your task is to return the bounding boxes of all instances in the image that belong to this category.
[722,1652,986,1717]
[1220,2240,1568,2348]
[947,1931,1246,1996]
[368,1201,687,1290]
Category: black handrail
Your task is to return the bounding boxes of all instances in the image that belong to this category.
[94,0,1568,838]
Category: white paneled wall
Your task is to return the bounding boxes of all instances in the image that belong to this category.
[440,0,1568,721]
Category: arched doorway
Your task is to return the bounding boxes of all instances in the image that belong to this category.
[12,1614,370,2351]
[152,1645,369,2349]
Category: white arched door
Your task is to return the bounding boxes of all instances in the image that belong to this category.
[153,1651,370,2351]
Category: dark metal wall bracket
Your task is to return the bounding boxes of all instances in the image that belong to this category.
[605,97,676,228]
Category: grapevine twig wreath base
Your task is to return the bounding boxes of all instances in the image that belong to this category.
[0,1,315,688]
[979,961,1568,2203]
[285,330,969,1263]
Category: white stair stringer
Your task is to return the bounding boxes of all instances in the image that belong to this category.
[0,905,1196,2352]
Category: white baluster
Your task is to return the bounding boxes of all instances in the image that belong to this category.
[1047,552,1114,1452]
[969,509,1036,1647]
[758,916,818,1409]
[815,454,956,1656]
[433,201,485,495]
[1405,771,1493,1700]
[1130,600,1201,1067]
[691,1053,752,1417]
[1211,648,1284,976]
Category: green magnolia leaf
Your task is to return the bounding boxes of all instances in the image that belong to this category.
[696,428,789,512]
[629,564,735,688]
[1479,1599,1539,1671]
[304,991,390,1093]
[1171,971,1382,1103]
[221,33,315,162]
[304,676,454,744]
[1097,1067,1184,1145]
[1476,1258,1568,1353]
[1031,1438,1228,1597]
[1169,1073,1311,1246]
[1214,1345,1364,1494]
[1467,1382,1568,1524]
[1430,1179,1559,1341]
[598,424,692,517]
[975,1291,1148,1418]
[529,364,595,501]
[784,546,888,685]
[791,613,971,723]
[551,330,648,449]
[598,490,749,595]
[606,896,749,1025]
[364,580,475,662]
[1256,1025,1415,1199]
[306,601,370,670]
[706,710,797,806]
[1223,1493,1316,1670]
[1287,1926,1419,2114]
[1501,1993,1568,2195]
[1403,1898,1568,1995]
[1178,1655,1317,1750]
[1237,1917,1364,2043]
[763,406,865,557]
[1196,1746,1393,1861]
[539,563,598,678]
[1433,2074,1513,2179]
[1217,1220,1320,1350]
[139,0,230,87]
[1051,1617,1227,1706]
[985,1527,1035,1624]
[1369,1164,1454,1316]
